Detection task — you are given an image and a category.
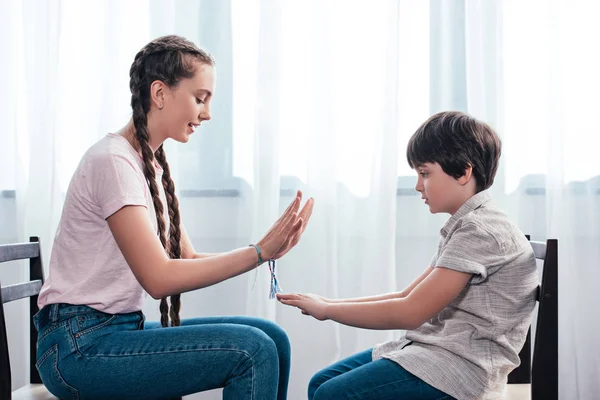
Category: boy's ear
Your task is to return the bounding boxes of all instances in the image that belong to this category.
[457,165,473,186]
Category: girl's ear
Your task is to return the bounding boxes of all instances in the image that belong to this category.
[150,80,167,110]
[457,164,473,186]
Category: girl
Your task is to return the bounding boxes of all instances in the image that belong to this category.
[34,35,314,400]
[278,111,537,400]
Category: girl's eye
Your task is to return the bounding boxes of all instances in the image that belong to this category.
[196,98,205,104]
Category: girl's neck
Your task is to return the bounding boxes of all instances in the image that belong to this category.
[119,119,143,155]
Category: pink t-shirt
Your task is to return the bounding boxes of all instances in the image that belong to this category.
[38,133,167,314]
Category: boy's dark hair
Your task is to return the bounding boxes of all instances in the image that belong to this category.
[407,111,502,192]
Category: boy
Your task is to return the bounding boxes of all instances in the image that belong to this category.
[278,111,538,400]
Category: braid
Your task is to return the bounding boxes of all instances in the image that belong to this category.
[155,146,182,327]
[130,84,171,328]
[128,35,213,328]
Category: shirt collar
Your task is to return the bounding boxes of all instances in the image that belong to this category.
[440,189,492,237]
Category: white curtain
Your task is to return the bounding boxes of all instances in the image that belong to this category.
[1,1,598,399]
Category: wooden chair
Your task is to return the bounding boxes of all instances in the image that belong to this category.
[504,239,558,400]
[0,237,57,399]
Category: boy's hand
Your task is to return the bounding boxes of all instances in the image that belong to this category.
[276,293,329,321]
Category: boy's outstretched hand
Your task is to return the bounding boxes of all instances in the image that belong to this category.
[277,293,329,321]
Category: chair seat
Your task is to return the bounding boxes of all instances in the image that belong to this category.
[503,383,531,400]
[13,384,58,400]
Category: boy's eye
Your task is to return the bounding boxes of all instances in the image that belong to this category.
[419,171,428,177]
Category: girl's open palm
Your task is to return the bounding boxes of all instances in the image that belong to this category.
[273,195,314,259]
[256,191,314,261]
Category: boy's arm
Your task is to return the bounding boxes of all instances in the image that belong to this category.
[326,267,434,303]
[278,266,470,330]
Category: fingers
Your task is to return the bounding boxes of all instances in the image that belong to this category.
[262,195,313,259]
[274,210,298,242]
[283,192,310,222]
[288,220,303,246]
[273,194,299,226]
[280,195,312,233]
[291,218,304,236]
[278,298,302,310]
[291,198,313,240]
[278,298,294,305]
[276,293,300,301]
[284,191,302,217]
[281,212,299,238]
[299,197,314,222]
[277,294,317,318]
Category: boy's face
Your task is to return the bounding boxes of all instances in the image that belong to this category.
[414,162,469,215]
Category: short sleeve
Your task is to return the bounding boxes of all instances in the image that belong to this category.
[429,252,438,268]
[435,222,501,284]
[88,153,148,219]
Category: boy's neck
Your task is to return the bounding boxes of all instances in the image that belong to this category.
[449,186,479,215]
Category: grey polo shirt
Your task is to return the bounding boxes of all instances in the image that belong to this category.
[373,189,538,400]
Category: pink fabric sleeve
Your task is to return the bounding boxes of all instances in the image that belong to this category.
[88,153,148,219]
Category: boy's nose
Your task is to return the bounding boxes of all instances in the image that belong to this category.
[414,181,423,193]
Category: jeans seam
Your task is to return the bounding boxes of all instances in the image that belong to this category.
[80,347,254,358]
[35,344,57,368]
[250,359,254,400]
[346,376,418,399]
[37,321,69,342]
[48,344,80,400]
[72,315,117,338]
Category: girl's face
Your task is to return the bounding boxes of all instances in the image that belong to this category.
[152,61,216,144]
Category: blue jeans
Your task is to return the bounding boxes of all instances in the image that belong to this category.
[308,349,455,400]
[33,303,290,400]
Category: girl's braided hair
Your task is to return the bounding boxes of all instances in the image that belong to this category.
[129,35,214,327]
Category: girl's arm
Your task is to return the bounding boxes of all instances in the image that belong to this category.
[108,197,306,299]
[324,267,434,303]
[278,267,471,330]
[180,194,313,261]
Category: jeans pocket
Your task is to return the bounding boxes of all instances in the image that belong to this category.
[72,311,116,337]
[70,312,117,354]
[36,345,79,400]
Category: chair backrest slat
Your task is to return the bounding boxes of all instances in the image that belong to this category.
[0,243,40,263]
[530,241,546,260]
[1,281,43,304]
[507,238,558,400]
[532,239,558,400]
[0,237,45,398]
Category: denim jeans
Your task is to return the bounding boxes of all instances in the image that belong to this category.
[308,349,455,400]
[33,303,290,400]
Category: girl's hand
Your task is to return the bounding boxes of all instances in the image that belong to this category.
[276,293,330,321]
[272,196,314,259]
[256,191,303,260]
[256,191,314,261]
